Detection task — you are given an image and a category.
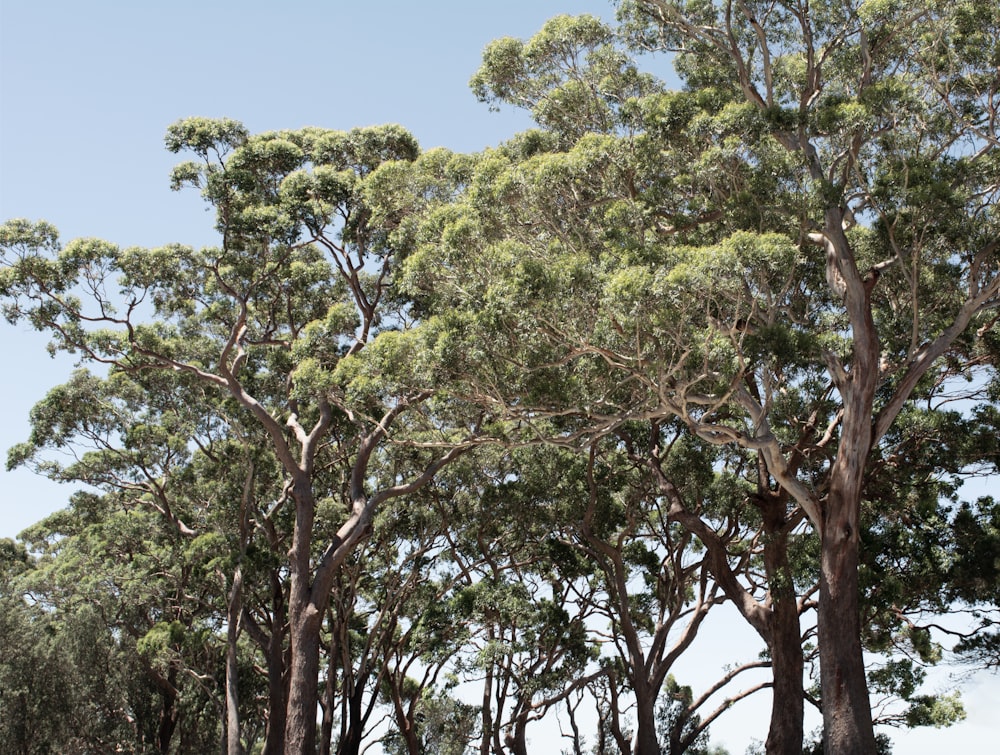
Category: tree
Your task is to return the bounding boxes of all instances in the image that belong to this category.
[2,498,229,755]
[947,496,1000,666]
[614,2,1000,750]
[408,5,1000,753]
[5,5,999,752]
[7,349,296,753]
[412,23,814,752]
[0,121,485,755]
[433,446,605,755]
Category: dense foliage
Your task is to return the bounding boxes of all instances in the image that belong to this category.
[2,2,998,754]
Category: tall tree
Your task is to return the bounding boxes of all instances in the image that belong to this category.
[414,22,817,751]
[0,121,484,754]
[615,2,1000,750]
[413,5,1000,753]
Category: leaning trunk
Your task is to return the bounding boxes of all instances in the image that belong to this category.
[817,486,876,755]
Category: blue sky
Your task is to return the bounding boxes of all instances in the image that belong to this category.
[1,1,996,752]
[0,0,618,541]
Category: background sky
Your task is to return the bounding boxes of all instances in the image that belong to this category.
[1,1,996,752]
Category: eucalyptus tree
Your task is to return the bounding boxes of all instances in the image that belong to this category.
[946,496,1000,667]
[313,472,480,755]
[556,437,734,755]
[408,19,820,753]
[429,445,604,755]
[413,5,1000,753]
[0,121,488,754]
[858,389,1000,681]
[939,369,1000,669]
[427,431,753,754]
[0,539,91,755]
[7,330,293,754]
[613,2,1000,750]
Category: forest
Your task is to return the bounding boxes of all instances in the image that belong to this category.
[1,1,999,754]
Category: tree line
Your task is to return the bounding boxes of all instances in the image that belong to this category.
[2,2,999,754]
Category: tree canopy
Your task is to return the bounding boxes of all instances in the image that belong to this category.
[2,3,999,755]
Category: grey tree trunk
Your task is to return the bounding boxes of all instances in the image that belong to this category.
[226,565,244,755]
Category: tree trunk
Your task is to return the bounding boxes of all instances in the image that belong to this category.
[760,499,804,755]
[817,488,876,755]
[284,480,324,755]
[764,563,804,755]
[226,566,245,755]
[390,691,422,755]
[157,668,179,754]
[504,712,529,755]
[631,684,659,755]
[284,579,323,754]
[813,200,879,754]
[284,625,320,754]
[319,636,336,755]
[336,723,363,755]
[335,669,369,755]
[259,575,288,755]
[478,648,494,755]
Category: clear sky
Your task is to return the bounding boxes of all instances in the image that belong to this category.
[0,1,996,752]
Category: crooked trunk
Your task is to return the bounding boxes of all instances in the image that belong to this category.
[818,489,876,755]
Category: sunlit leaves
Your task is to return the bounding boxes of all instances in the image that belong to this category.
[472,14,662,140]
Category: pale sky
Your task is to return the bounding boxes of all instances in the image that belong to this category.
[0,1,995,751]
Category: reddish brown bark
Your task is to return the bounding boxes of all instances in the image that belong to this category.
[817,487,876,755]
[283,479,325,755]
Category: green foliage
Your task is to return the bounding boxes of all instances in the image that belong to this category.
[471,14,661,140]
[4,2,1000,753]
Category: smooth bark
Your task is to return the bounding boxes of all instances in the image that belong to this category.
[817,487,876,755]
[284,477,325,755]
[225,566,244,755]
[761,508,805,755]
